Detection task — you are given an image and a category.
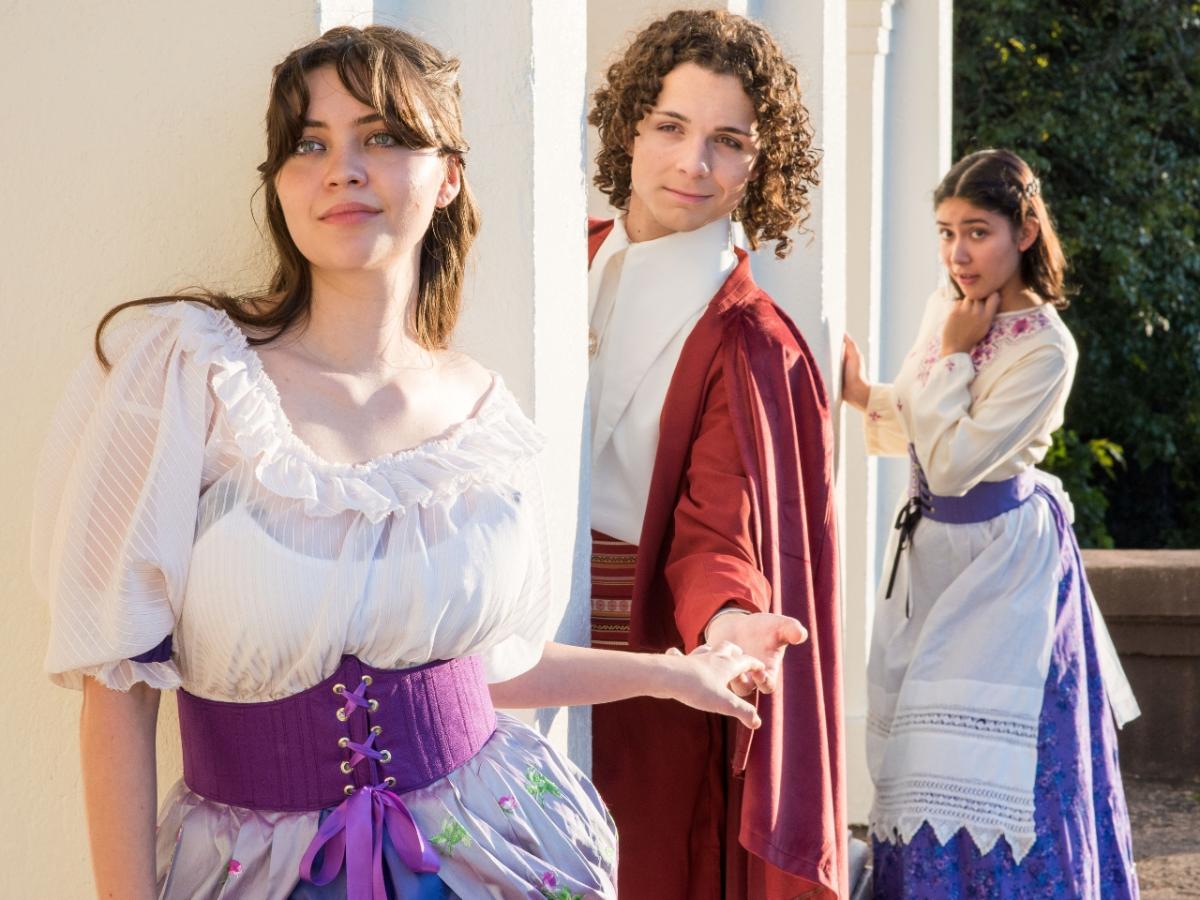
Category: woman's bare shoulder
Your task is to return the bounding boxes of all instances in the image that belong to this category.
[436,350,497,407]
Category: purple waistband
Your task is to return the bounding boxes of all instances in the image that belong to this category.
[913,468,1036,524]
[178,654,496,812]
[889,448,1039,610]
[179,655,496,897]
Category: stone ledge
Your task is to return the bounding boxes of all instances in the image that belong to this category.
[1083,549,1200,620]
[1082,549,1200,781]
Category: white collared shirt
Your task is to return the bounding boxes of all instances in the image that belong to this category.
[588,216,737,544]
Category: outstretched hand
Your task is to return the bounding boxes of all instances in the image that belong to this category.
[662,643,765,730]
[941,291,1001,357]
[705,611,807,695]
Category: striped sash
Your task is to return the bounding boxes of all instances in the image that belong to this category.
[590,530,638,649]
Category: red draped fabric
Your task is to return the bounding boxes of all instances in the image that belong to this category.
[588,218,846,899]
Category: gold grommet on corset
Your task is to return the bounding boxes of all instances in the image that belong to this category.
[383,776,397,788]
[371,725,382,735]
[360,674,373,686]
[338,736,350,749]
[344,785,355,796]
[336,708,349,722]
[340,761,354,775]
[332,683,346,695]
[368,699,379,712]
[379,749,392,764]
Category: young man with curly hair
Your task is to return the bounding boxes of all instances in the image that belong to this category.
[586,9,847,899]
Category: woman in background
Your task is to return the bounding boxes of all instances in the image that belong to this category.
[843,148,1140,898]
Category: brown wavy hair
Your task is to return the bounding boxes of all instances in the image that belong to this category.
[96,25,481,366]
[934,149,1069,308]
[589,9,819,259]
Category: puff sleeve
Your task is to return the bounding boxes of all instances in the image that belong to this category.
[480,456,560,684]
[32,309,211,691]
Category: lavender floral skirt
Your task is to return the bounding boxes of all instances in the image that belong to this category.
[155,713,616,900]
[872,534,1139,898]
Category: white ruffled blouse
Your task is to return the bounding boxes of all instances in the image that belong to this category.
[33,301,556,702]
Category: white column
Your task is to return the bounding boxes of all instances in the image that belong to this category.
[877,0,953,575]
[320,0,373,30]
[376,0,592,764]
[744,0,846,389]
[842,0,895,826]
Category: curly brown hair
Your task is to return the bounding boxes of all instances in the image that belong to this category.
[589,9,819,259]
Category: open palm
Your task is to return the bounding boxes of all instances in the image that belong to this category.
[705,612,807,695]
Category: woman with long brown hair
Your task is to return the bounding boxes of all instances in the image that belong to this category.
[33,26,767,899]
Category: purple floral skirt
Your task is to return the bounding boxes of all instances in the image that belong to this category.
[872,524,1139,898]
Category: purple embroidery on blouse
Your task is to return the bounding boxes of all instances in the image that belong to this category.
[916,310,1053,386]
[914,334,943,387]
[970,310,1051,369]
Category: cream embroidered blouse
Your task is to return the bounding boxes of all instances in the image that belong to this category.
[864,287,1075,496]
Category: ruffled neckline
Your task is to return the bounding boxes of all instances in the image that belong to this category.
[151,301,545,522]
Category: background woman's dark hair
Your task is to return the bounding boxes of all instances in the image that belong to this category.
[589,9,820,259]
[934,148,1069,308]
[96,25,481,366]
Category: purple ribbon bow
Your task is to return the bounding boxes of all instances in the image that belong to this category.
[299,784,440,899]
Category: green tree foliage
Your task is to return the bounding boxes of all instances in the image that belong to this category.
[954,1,1200,547]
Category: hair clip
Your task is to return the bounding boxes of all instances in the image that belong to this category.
[1024,179,1041,200]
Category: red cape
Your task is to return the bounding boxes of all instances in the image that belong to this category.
[589,219,847,898]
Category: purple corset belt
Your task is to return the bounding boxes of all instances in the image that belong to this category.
[887,444,1037,608]
[177,654,497,899]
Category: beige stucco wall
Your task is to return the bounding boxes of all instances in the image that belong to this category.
[0,3,319,895]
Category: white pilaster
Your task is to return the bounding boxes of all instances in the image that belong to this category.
[843,0,896,826]
[319,0,373,30]
[745,0,846,390]
[877,0,954,581]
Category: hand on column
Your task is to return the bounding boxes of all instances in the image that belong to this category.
[841,334,871,412]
